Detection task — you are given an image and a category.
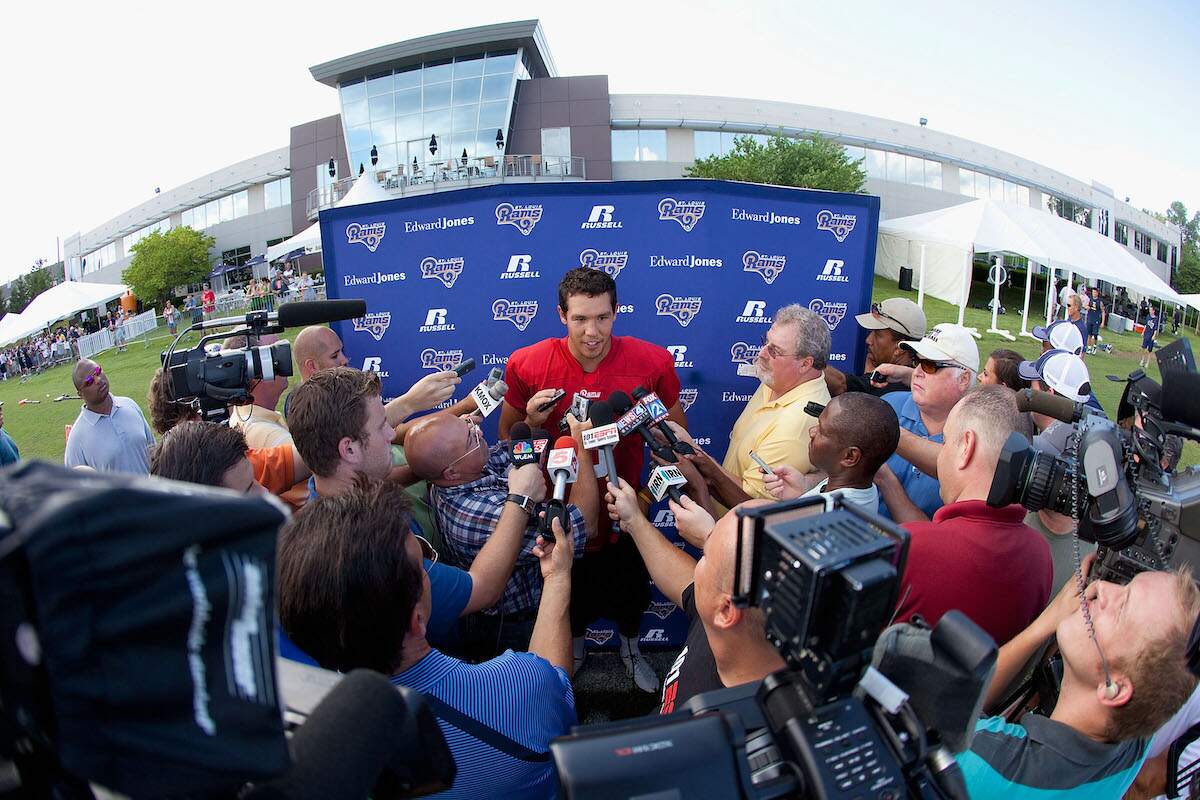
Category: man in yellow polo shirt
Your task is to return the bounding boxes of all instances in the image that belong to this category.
[673,304,832,508]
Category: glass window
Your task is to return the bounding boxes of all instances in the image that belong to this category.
[1004,180,1018,204]
[924,159,942,190]
[219,195,234,223]
[423,109,451,138]
[958,168,973,196]
[695,131,722,160]
[423,59,452,84]
[423,81,451,109]
[864,149,886,180]
[611,130,639,161]
[477,129,502,158]
[317,163,336,192]
[347,124,372,152]
[206,199,220,226]
[989,175,1004,201]
[477,100,508,129]
[233,190,248,219]
[264,178,281,209]
[396,113,422,141]
[1017,185,1030,207]
[541,127,571,157]
[843,144,865,164]
[366,71,393,96]
[343,99,369,128]
[340,79,366,104]
[394,65,420,90]
[394,87,421,115]
[908,155,926,185]
[452,106,478,132]
[886,151,905,183]
[368,93,394,120]
[372,143,397,170]
[181,208,193,228]
[453,55,484,78]
[452,77,481,106]
[637,130,667,161]
[484,51,517,74]
[371,118,396,146]
[481,73,511,101]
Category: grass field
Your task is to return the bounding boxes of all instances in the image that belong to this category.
[1,277,1196,466]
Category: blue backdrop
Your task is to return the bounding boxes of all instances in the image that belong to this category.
[320,178,879,650]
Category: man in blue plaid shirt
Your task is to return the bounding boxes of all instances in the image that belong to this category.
[407,412,598,655]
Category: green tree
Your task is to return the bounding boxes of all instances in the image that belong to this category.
[5,261,52,313]
[123,226,215,303]
[686,133,866,193]
[1167,201,1198,249]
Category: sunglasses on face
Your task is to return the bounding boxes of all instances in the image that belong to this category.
[916,358,961,375]
[870,302,917,338]
[415,534,438,572]
[82,365,103,386]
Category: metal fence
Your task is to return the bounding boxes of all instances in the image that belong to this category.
[78,310,159,358]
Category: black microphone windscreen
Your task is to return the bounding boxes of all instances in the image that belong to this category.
[277,299,368,329]
[1016,388,1080,423]
[608,391,633,414]
[588,401,614,426]
[510,422,532,440]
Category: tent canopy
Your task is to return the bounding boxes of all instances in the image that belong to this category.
[18,280,129,331]
[260,174,392,263]
[878,198,1182,306]
[0,311,49,347]
[1181,294,1200,314]
[265,222,320,263]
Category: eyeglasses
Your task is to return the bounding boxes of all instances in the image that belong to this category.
[415,534,438,572]
[444,421,484,472]
[758,333,803,361]
[916,358,962,375]
[870,302,917,338]
[82,365,103,387]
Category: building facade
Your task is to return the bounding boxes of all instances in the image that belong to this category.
[65,19,1180,293]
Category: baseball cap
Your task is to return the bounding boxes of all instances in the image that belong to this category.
[899,323,980,373]
[1030,319,1085,355]
[1018,349,1092,403]
[854,298,927,340]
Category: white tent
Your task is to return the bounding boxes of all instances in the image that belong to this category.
[18,280,129,330]
[261,174,393,263]
[336,172,392,207]
[265,222,320,263]
[0,311,49,347]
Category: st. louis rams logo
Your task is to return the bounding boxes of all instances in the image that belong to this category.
[351,312,391,342]
[809,299,848,330]
[346,222,386,252]
[495,203,543,235]
[584,627,614,646]
[658,198,706,232]
[645,600,679,620]
[742,251,787,285]
[655,293,702,327]
[678,388,698,412]
[419,348,464,372]
[816,210,856,243]
[420,256,464,288]
[730,341,763,366]
[579,248,628,279]
[492,299,539,331]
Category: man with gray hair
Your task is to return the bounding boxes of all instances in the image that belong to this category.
[894,385,1052,645]
[674,304,832,506]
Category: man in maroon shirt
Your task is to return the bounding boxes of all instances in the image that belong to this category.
[501,268,686,693]
[895,384,1052,646]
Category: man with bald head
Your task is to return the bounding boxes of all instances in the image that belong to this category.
[292,325,348,382]
[64,358,155,474]
[606,483,786,714]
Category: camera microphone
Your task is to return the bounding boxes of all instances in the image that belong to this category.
[193,299,369,331]
[1015,388,1085,423]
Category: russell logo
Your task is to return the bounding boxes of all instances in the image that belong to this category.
[492,299,539,331]
[641,629,669,643]
[810,298,848,330]
[420,256,464,288]
[502,254,540,279]
[352,312,391,342]
[816,210,857,242]
[495,203,543,235]
[582,204,623,229]
[645,600,679,620]
[655,294,702,327]
[743,251,787,285]
[730,341,763,366]
[346,222,386,252]
[736,300,772,324]
[419,308,454,333]
[584,628,614,646]
[579,248,628,278]
[817,259,850,283]
[652,510,676,529]
[658,198,706,232]
[360,357,388,378]
[666,345,694,368]
[420,348,464,372]
[678,388,698,412]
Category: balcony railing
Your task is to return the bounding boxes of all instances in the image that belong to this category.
[307,155,586,219]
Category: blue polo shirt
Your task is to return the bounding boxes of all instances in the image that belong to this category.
[879,391,944,521]
[393,648,575,799]
[0,429,18,466]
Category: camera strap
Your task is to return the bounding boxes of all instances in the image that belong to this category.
[421,693,551,763]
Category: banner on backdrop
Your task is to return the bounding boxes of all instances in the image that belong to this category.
[321,179,880,648]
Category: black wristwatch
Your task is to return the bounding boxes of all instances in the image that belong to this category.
[505,493,536,516]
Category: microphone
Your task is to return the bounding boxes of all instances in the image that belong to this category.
[469,376,508,418]
[633,386,693,455]
[1015,388,1086,423]
[583,401,620,481]
[508,421,538,467]
[541,436,579,542]
[647,464,687,504]
[610,391,677,463]
[558,392,593,434]
[484,367,503,388]
[195,299,368,331]
[246,669,454,800]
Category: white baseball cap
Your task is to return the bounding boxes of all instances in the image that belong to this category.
[899,323,980,373]
[1030,320,1085,356]
[1018,349,1092,403]
[854,298,927,340]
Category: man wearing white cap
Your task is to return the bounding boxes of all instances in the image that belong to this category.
[824,298,926,398]
[873,323,979,522]
[1031,319,1085,357]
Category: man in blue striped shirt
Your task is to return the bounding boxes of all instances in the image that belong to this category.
[278,478,576,800]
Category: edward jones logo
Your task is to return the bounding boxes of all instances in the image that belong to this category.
[419,308,454,333]
[730,341,763,366]
[404,214,474,233]
[736,300,772,324]
[666,345,694,368]
[816,210,857,242]
[582,204,623,229]
[502,255,540,279]
[658,198,706,232]
[810,299,848,330]
[648,255,723,269]
[817,259,850,283]
[678,388,698,412]
[343,270,405,287]
[743,251,786,285]
[420,256,464,288]
[495,203,543,235]
[655,294,702,327]
[492,299,538,331]
[730,208,802,225]
[579,248,628,278]
[420,348,464,372]
[352,312,391,342]
[346,222,386,252]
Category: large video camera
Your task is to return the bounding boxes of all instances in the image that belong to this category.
[988,346,1200,584]
[551,496,996,799]
[160,299,366,423]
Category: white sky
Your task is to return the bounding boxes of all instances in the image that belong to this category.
[2,0,1196,285]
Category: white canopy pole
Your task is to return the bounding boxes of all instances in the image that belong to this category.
[958,249,981,338]
[1045,265,1056,327]
[1020,260,1036,339]
[986,254,1016,341]
[917,244,926,309]
[1064,269,1074,319]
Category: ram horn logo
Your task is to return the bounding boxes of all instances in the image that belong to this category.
[678,388,698,412]
[815,210,856,243]
[658,198,706,232]
[655,293,702,327]
[809,299,849,330]
[579,248,629,279]
[742,250,787,285]
[645,600,678,620]
[346,222,386,252]
[730,341,763,365]
[492,299,539,331]
[420,256,465,288]
[584,627,614,646]
[351,312,391,342]
[495,203,543,235]
[419,348,464,372]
